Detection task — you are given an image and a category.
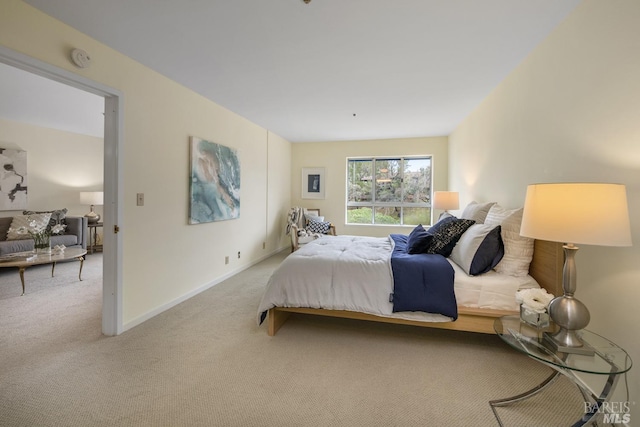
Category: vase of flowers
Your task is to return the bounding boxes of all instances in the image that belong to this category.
[516,288,554,328]
[11,217,66,255]
[32,230,52,254]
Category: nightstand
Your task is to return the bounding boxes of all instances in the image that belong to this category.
[491,315,632,426]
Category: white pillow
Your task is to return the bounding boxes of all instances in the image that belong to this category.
[460,201,496,224]
[6,213,53,240]
[305,214,324,223]
[484,205,533,277]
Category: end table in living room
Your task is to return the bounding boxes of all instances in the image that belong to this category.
[491,315,632,426]
[88,222,103,254]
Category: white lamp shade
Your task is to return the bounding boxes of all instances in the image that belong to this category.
[433,191,459,211]
[80,191,104,206]
[520,183,632,247]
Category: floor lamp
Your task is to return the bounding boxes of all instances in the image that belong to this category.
[520,183,632,355]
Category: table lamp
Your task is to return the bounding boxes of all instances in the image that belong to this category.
[520,183,631,355]
[433,191,459,213]
[80,191,103,225]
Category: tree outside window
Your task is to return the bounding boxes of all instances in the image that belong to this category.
[346,156,432,225]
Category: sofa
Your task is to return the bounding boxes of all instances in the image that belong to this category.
[0,215,88,256]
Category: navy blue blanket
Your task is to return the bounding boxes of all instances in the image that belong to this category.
[389,234,457,319]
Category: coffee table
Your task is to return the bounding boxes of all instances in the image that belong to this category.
[0,248,87,295]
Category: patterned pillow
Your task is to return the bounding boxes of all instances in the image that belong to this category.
[425,217,475,257]
[6,213,53,240]
[306,218,331,234]
[23,208,68,233]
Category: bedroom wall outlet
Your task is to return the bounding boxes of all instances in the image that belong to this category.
[225,256,229,265]
[237,251,241,259]
[136,193,144,206]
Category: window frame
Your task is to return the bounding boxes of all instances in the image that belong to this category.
[346,155,433,226]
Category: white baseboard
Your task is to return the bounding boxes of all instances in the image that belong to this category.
[123,246,288,332]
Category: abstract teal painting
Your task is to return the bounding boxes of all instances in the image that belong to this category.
[189,137,240,224]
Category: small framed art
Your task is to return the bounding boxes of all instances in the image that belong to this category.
[302,167,325,199]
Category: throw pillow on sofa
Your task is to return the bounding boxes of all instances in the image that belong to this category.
[23,208,68,233]
[6,213,53,240]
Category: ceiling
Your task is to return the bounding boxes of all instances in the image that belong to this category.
[0,62,104,138]
[14,0,581,142]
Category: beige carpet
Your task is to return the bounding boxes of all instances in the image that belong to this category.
[0,251,587,426]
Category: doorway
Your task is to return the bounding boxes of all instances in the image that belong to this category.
[0,46,122,335]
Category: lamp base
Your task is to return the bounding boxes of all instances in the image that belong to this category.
[543,245,594,356]
[85,211,101,225]
[543,331,595,356]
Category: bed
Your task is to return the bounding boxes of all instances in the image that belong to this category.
[258,206,564,337]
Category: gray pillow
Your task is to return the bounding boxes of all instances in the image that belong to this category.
[460,201,496,224]
[450,224,504,275]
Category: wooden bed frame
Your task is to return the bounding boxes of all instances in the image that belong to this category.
[266,239,564,336]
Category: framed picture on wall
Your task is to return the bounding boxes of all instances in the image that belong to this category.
[189,136,241,224]
[0,148,27,211]
[302,167,325,199]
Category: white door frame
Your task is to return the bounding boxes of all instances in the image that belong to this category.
[0,46,123,335]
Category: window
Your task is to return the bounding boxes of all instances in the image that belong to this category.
[346,156,432,225]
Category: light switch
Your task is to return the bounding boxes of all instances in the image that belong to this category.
[137,193,144,206]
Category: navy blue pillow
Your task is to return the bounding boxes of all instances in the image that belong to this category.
[406,224,433,254]
[475,226,504,274]
[425,217,476,257]
[450,224,504,275]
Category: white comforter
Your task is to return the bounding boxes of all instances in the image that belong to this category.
[257,235,451,324]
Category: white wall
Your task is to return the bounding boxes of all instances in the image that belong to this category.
[292,136,449,238]
[450,0,640,414]
[0,1,292,327]
[267,131,292,250]
[0,118,103,219]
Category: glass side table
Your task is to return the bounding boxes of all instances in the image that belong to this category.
[491,315,632,427]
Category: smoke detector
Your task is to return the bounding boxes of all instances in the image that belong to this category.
[70,48,92,68]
